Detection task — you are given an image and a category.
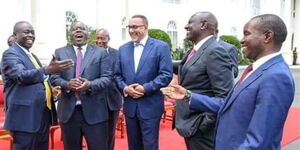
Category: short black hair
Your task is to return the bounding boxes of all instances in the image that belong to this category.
[251,14,287,47]
[131,15,148,27]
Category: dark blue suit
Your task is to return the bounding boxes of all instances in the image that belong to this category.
[2,43,57,150]
[105,47,123,150]
[51,45,112,150]
[189,55,295,150]
[115,37,173,150]
[218,40,239,78]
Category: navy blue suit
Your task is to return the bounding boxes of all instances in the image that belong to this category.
[115,37,173,150]
[105,47,123,150]
[189,55,295,150]
[2,43,57,150]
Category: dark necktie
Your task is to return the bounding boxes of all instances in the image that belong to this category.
[236,64,253,86]
[185,49,196,64]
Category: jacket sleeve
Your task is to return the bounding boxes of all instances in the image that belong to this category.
[142,43,173,95]
[2,50,45,85]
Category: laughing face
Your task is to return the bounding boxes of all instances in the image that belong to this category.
[14,22,35,50]
[184,14,202,44]
[70,22,88,47]
[96,30,109,48]
[241,19,265,61]
[128,17,147,43]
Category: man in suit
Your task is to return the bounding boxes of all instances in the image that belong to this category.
[1,21,73,150]
[95,28,122,150]
[51,21,112,150]
[115,15,173,150]
[215,29,239,78]
[162,14,295,150]
[7,34,16,47]
[175,12,234,150]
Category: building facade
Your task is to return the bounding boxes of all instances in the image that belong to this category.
[0,0,298,64]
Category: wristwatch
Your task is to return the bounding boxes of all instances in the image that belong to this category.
[183,90,192,103]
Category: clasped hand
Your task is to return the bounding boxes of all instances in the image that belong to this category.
[67,77,91,92]
[124,83,145,99]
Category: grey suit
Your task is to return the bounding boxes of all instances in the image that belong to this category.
[105,47,122,150]
[175,37,234,150]
[218,40,239,78]
[51,45,112,150]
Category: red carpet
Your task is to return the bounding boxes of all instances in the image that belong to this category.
[0,107,299,150]
[281,107,300,146]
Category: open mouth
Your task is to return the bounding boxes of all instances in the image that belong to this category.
[75,34,83,39]
[26,39,33,45]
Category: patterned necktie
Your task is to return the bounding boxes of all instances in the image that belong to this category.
[27,52,52,110]
[185,49,196,63]
[236,64,253,86]
[76,47,83,77]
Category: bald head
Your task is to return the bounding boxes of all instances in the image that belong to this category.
[185,11,218,43]
[193,11,218,34]
[13,21,35,49]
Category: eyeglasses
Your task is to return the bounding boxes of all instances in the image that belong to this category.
[126,25,145,30]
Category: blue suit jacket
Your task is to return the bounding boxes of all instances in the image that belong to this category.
[2,43,57,133]
[51,45,112,124]
[189,55,295,150]
[115,37,173,119]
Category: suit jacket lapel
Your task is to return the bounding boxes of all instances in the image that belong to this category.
[220,71,262,113]
[13,44,36,69]
[220,55,283,114]
[65,46,77,77]
[180,38,212,83]
[127,43,135,75]
[80,45,95,75]
[135,38,153,75]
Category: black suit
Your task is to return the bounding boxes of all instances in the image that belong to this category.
[218,40,239,78]
[175,37,234,150]
[105,47,123,150]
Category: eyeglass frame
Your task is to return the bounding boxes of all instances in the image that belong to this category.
[126,25,145,30]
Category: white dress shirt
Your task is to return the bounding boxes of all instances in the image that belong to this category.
[134,35,148,72]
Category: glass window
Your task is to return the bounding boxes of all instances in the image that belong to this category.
[121,17,127,41]
[167,20,178,50]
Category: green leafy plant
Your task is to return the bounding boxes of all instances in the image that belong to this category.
[220,35,252,65]
[148,29,172,49]
[172,38,193,60]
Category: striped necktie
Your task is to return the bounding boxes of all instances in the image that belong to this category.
[27,52,52,110]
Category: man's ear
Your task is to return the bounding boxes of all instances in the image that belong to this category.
[200,21,208,30]
[264,30,274,44]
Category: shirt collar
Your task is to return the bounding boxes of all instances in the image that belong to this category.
[193,35,214,51]
[134,35,148,47]
[16,42,31,55]
[252,52,281,71]
[73,44,87,51]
